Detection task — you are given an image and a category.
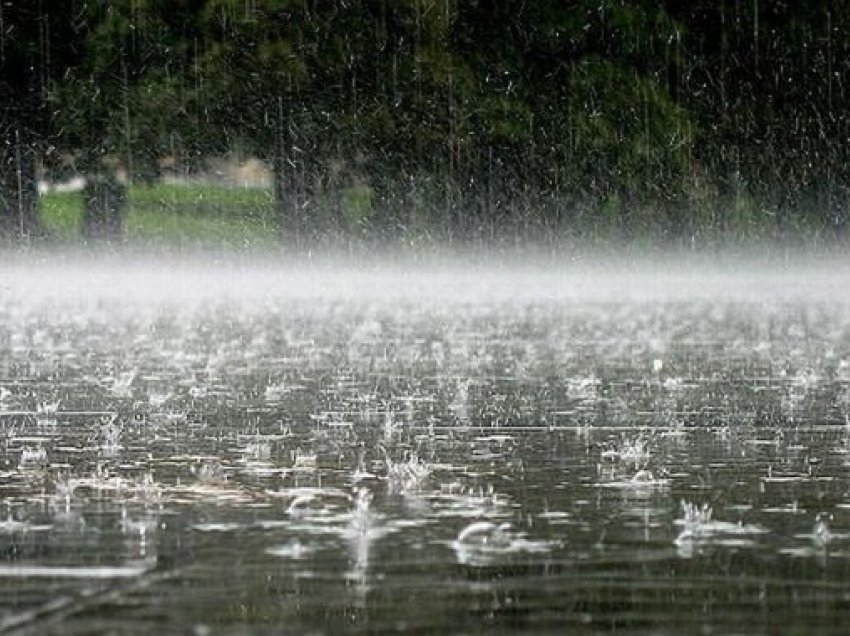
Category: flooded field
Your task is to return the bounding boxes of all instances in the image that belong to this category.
[1,260,850,634]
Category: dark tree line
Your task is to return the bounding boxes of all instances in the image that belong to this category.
[0,1,90,236]
[2,0,849,245]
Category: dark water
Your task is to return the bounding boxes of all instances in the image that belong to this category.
[1,263,850,634]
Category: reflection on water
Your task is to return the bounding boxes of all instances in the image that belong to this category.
[1,262,850,633]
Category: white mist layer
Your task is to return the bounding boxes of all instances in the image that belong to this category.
[1,252,848,307]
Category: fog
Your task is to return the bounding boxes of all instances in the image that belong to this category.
[3,249,849,306]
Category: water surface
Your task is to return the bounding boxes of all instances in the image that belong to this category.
[1,259,849,634]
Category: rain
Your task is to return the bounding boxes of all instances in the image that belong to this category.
[2,2,850,634]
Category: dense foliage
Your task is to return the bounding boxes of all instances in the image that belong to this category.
[2,1,849,246]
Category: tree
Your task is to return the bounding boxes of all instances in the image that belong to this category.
[50,0,208,239]
[0,1,91,237]
[32,0,850,246]
[667,0,850,240]
[449,0,694,238]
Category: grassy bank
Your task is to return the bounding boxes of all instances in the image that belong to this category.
[37,180,849,255]
[40,182,279,249]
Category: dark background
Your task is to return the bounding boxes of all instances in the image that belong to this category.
[2,1,848,247]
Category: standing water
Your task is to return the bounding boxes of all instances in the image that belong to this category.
[1,256,850,634]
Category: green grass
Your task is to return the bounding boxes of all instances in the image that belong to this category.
[40,190,84,240]
[130,182,275,217]
[40,180,840,252]
[40,183,279,248]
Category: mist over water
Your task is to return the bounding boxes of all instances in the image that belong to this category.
[3,249,849,304]
[2,252,850,633]
[7,0,850,630]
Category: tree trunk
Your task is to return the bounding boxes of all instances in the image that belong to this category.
[81,174,127,241]
[0,125,42,238]
[272,149,318,251]
[272,150,298,248]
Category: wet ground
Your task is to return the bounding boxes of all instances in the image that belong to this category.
[1,260,850,634]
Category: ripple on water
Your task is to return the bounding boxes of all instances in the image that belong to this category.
[3,265,850,633]
[451,520,560,566]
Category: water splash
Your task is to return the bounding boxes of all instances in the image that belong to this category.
[19,446,48,469]
[452,520,556,566]
[291,449,318,472]
[100,418,123,456]
[108,370,136,398]
[192,459,227,485]
[676,500,714,539]
[456,520,512,548]
[674,500,767,557]
[385,451,431,495]
[35,400,60,425]
[813,512,833,549]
